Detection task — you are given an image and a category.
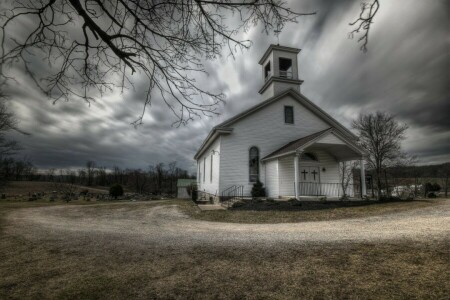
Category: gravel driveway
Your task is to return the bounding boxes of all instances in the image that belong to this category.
[5,201,450,247]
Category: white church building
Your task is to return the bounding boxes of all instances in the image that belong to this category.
[194,44,367,200]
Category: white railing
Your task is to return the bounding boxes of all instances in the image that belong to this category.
[279,70,293,79]
[297,182,361,198]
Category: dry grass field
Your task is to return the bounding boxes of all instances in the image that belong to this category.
[0,199,449,299]
[0,181,109,197]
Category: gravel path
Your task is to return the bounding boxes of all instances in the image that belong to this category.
[4,201,450,247]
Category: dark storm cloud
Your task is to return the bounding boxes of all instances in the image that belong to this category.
[3,0,449,172]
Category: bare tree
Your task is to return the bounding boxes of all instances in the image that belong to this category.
[53,169,79,202]
[352,111,408,199]
[155,163,165,194]
[349,0,380,52]
[438,164,449,198]
[0,0,314,126]
[86,160,96,186]
[0,95,22,156]
[339,160,358,199]
[167,161,177,194]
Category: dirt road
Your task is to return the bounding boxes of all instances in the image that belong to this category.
[4,201,449,248]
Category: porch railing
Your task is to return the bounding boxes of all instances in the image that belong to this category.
[297,182,361,198]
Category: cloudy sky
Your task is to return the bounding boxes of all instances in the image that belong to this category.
[3,0,449,173]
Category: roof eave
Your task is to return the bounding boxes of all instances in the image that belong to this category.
[258,44,301,65]
[258,77,304,94]
[193,127,233,160]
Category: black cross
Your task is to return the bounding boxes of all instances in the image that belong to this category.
[301,169,308,180]
[311,170,318,180]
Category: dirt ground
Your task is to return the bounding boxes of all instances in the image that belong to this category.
[4,200,450,246]
[1,200,449,299]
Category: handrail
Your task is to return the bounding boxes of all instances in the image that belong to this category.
[221,185,244,207]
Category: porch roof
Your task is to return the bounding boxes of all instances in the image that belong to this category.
[262,128,366,161]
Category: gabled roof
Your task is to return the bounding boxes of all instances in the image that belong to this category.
[194,88,358,160]
[262,128,332,160]
[262,128,366,161]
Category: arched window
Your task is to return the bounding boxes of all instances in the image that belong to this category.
[301,152,318,162]
[249,147,260,182]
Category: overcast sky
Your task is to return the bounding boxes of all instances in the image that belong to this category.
[3,0,449,173]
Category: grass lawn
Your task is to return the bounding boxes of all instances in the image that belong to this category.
[183,199,444,223]
[0,200,448,299]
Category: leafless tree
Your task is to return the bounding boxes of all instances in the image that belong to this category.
[167,161,177,194]
[339,160,358,199]
[0,94,22,156]
[129,168,147,193]
[352,111,408,199]
[438,165,449,197]
[0,0,314,126]
[86,160,96,186]
[154,162,165,194]
[349,0,380,52]
[53,169,79,202]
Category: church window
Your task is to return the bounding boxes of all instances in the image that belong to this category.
[249,147,260,182]
[284,106,294,124]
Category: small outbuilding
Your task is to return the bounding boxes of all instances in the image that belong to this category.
[177,179,196,199]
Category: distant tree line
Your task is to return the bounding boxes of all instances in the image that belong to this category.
[0,156,36,182]
[39,161,194,196]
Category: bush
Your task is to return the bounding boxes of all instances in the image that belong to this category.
[425,182,441,192]
[187,184,198,201]
[427,192,437,198]
[109,184,124,199]
[232,201,245,208]
[251,180,266,198]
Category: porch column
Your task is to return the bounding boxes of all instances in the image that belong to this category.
[294,154,299,199]
[360,159,366,197]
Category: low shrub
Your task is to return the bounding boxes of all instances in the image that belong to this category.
[424,182,441,197]
[232,201,245,208]
[187,184,198,201]
[251,180,266,198]
[109,184,124,199]
[288,199,302,206]
[427,192,437,198]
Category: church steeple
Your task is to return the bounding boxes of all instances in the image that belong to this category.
[258,44,303,100]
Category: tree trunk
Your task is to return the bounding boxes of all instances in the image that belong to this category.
[384,170,389,198]
[376,170,382,200]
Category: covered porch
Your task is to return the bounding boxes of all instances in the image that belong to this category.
[262,128,367,199]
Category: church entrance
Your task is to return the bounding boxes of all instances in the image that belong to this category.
[299,166,320,196]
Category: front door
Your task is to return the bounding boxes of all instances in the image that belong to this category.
[299,166,320,195]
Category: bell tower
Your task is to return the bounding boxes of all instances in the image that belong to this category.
[258,44,303,100]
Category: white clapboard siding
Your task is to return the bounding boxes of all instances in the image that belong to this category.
[316,132,345,145]
[219,94,330,196]
[278,156,295,196]
[265,159,279,197]
[299,149,338,197]
[197,137,221,196]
